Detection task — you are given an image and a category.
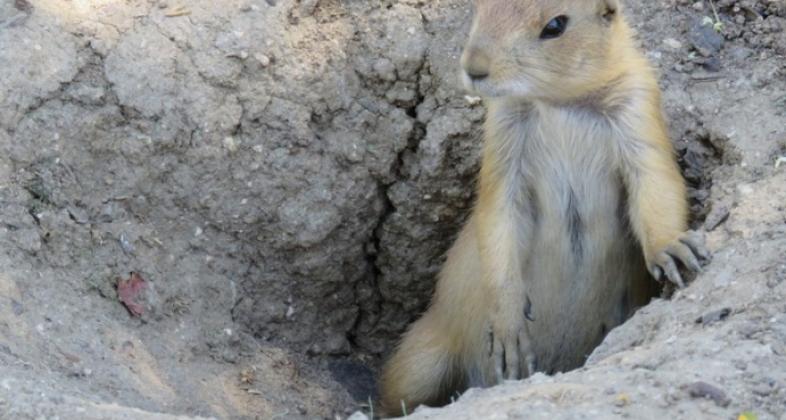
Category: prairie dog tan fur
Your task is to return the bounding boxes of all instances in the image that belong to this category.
[379,0,708,416]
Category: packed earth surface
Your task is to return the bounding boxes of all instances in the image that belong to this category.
[0,0,785,419]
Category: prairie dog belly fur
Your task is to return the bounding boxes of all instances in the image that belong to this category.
[487,98,653,373]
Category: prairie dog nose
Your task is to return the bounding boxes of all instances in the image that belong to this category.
[461,46,490,80]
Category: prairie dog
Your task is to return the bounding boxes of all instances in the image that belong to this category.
[379,0,709,416]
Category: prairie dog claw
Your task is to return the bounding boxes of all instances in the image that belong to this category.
[649,230,710,287]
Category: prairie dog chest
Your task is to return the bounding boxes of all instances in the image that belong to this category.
[489,100,624,222]
[522,105,626,256]
[523,104,618,184]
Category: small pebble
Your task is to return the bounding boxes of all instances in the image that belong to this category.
[346,412,369,420]
[702,56,722,72]
[614,393,630,407]
[465,95,482,105]
[704,202,730,231]
[67,207,90,224]
[223,136,239,152]
[664,38,683,50]
[752,383,773,396]
[119,233,135,254]
[690,18,724,57]
[254,53,271,67]
[695,307,732,325]
[683,381,731,407]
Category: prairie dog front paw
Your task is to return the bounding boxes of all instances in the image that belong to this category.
[648,230,710,287]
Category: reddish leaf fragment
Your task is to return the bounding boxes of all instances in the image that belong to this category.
[117,272,147,317]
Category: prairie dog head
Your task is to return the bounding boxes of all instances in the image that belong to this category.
[461,0,623,101]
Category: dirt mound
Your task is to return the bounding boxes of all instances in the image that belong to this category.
[0,0,784,419]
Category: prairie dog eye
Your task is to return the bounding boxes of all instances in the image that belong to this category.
[540,15,569,39]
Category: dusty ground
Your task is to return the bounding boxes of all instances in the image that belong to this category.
[0,0,784,419]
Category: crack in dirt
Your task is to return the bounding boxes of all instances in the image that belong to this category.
[348,50,430,354]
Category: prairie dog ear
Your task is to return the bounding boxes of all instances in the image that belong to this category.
[599,0,620,21]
